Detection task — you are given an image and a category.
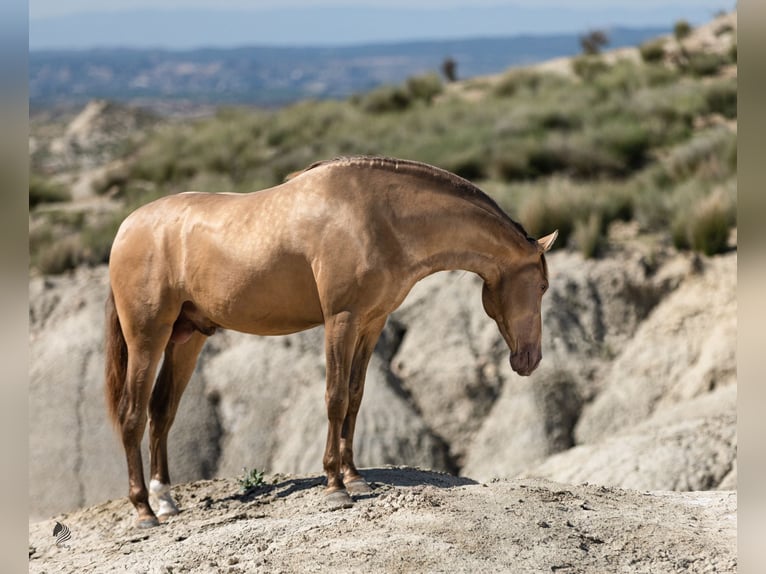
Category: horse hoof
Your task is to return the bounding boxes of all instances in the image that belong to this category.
[325,489,354,510]
[345,478,372,495]
[135,516,160,529]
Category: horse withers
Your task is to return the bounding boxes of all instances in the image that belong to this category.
[105,156,557,527]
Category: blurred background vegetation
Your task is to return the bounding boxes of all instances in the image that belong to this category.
[29,15,736,275]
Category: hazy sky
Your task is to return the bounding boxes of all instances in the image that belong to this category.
[30,0,729,19]
[29,1,734,49]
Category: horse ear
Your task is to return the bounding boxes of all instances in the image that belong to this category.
[537,230,558,253]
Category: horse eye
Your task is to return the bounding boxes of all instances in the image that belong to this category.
[541,283,548,293]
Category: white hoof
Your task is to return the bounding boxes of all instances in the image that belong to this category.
[150,479,180,517]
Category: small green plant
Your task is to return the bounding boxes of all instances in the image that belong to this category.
[239,467,265,493]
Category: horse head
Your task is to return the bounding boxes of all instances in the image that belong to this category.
[482,230,557,376]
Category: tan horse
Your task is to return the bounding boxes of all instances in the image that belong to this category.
[105,156,557,527]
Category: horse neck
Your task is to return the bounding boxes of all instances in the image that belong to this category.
[406,200,533,284]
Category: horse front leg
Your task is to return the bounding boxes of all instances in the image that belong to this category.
[341,318,386,495]
[148,332,207,521]
[322,311,359,509]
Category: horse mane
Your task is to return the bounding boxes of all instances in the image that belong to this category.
[288,156,534,243]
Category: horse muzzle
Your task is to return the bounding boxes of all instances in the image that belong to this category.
[510,348,542,376]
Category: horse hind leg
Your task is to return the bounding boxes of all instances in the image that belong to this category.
[148,331,208,521]
[119,326,172,528]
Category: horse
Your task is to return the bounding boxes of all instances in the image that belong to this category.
[105,156,557,527]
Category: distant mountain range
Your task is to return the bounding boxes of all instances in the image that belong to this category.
[30,27,668,111]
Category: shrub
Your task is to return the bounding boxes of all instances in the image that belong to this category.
[360,85,412,113]
[571,56,609,81]
[590,120,651,173]
[639,40,666,63]
[29,176,71,208]
[593,60,644,95]
[80,214,126,266]
[493,70,544,98]
[674,20,692,41]
[518,179,633,248]
[643,64,679,87]
[442,150,488,180]
[580,30,609,56]
[664,128,736,182]
[441,58,457,82]
[492,150,532,181]
[684,52,725,77]
[35,235,83,275]
[406,73,443,104]
[519,189,575,245]
[572,212,605,258]
[704,81,737,118]
[672,188,735,255]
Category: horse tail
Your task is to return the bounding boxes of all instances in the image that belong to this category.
[105,287,128,428]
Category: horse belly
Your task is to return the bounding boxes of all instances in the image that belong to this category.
[187,256,325,337]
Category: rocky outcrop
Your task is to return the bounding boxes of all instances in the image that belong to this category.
[28,245,737,520]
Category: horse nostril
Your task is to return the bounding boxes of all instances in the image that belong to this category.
[510,348,541,376]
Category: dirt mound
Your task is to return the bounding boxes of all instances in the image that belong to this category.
[28,467,736,574]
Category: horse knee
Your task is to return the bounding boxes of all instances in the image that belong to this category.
[325,390,348,420]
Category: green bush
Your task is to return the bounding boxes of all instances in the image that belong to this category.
[518,180,632,247]
[360,85,412,113]
[592,120,651,172]
[674,20,692,41]
[684,52,725,77]
[705,81,737,118]
[572,212,605,258]
[34,235,83,275]
[493,70,545,97]
[672,188,735,255]
[639,40,666,63]
[580,30,609,56]
[29,176,71,208]
[519,189,576,245]
[406,73,443,104]
[664,128,736,182]
[643,64,680,87]
[571,56,609,81]
[80,214,126,266]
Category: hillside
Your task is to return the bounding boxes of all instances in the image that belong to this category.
[29,12,737,277]
[29,27,667,110]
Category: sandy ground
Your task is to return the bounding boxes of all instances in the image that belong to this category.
[29,467,736,574]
